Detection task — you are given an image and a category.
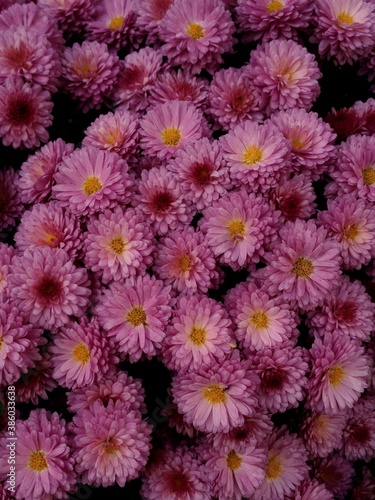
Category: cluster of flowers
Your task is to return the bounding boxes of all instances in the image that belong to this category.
[0,0,375,499]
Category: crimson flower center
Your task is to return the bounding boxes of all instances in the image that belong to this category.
[263,368,284,390]
[151,191,174,213]
[36,276,62,303]
[189,161,213,187]
[167,472,191,495]
[351,424,370,444]
[8,95,34,124]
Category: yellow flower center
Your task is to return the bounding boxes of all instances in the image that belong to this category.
[103,442,117,454]
[72,343,91,365]
[226,451,242,471]
[243,145,263,166]
[250,310,269,329]
[82,176,102,196]
[292,256,314,279]
[44,233,58,246]
[75,59,95,78]
[227,219,246,240]
[109,237,126,255]
[337,11,355,25]
[344,224,360,240]
[328,365,345,387]
[362,167,375,186]
[108,16,124,30]
[291,137,304,150]
[267,0,284,13]
[202,384,227,405]
[265,454,283,480]
[186,22,205,40]
[28,451,48,472]
[189,326,206,346]
[161,127,182,146]
[0,337,3,350]
[178,255,192,272]
[127,306,147,327]
[313,415,327,436]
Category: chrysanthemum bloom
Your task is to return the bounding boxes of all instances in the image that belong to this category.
[317,194,375,269]
[352,97,375,135]
[247,39,321,114]
[38,0,96,34]
[96,274,172,362]
[0,243,14,301]
[199,189,280,270]
[0,27,60,92]
[86,0,137,50]
[153,227,219,295]
[286,477,334,500]
[313,454,354,500]
[351,467,375,500]
[84,207,154,284]
[136,0,174,43]
[0,301,44,388]
[70,400,152,487]
[52,146,132,216]
[82,110,139,160]
[166,138,231,211]
[219,120,290,192]
[161,395,198,438]
[159,0,235,74]
[18,139,74,204]
[0,168,23,232]
[325,105,365,141]
[201,440,266,500]
[236,0,313,43]
[112,47,163,112]
[307,333,370,414]
[300,410,347,458]
[15,201,82,260]
[9,247,91,331]
[139,101,205,160]
[340,399,375,461]
[141,445,211,500]
[252,427,308,500]
[262,219,342,310]
[0,76,53,149]
[61,41,120,112]
[0,409,76,499]
[310,0,375,65]
[269,108,336,179]
[162,295,232,372]
[172,359,259,433]
[307,276,375,342]
[208,67,264,131]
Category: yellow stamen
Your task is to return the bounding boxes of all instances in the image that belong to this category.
[186,22,205,40]
[328,365,345,387]
[202,384,227,405]
[250,311,269,329]
[28,451,48,472]
[72,343,91,364]
[83,176,102,196]
[362,167,375,186]
[291,137,304,150]
[265,454,283,480]
[243,145,263,166]
[292,256,313,279]
[103,442,117,454]
[267,0,284,13]
[75,60,95,78]
[227,219,246,240]
[44,233,58,246]
[127,306,147,327]
[109,237,126,255]
[344,224,359,240]
[0,337,3,350]
[178,255,192,272]
[337,12,354,25]
[189,326,206,346]
[108,16,124,30]
[161,127,181,146]
[226,450,242,471]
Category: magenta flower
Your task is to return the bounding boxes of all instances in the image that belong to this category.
[136,0,174,43]
[300,410,347,458]
[38,0,97,34]
[289,477,334,500]
[341,398,375,461]
[0,243,15,301]
[313,454,355,500]
[0,168,23,232]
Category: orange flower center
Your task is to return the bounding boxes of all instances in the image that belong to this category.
[72,343,91,364]
[267,0,284,13]
[227,219,246,240]
[265,454,283,480]
[186,22,205,40]
[189,326,206,346]
[83,176,102,196]
[109,237,126,254]
[178,255,192,272]
[243,145,263,166]
[337,12,354,25]
[108,16,124,30]
[328,365,345,387]
[28,451,48,472]
[344,224,359,240]
[162,127,182,146]
[226,450,242,471]
[292,256,313,279]
[362,167,375,186]
[203,384,227,405]
[250,310,269,329]
[127,306,147,327]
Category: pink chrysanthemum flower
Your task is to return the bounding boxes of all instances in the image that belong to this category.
[70,400,152,487]
[141,445,211,500]
[166,138,231,211]
[136,0,174,43]
[153,227,219,295]
[351,467,375,500]
[161,394,198,438]
[307,276,375,342]
[307,332,370,414]
[133,165,193,236]
[262,219,342,311]
[112,47,163,112]
[150,69,208,110]
[313,454,354,500]
[247,39,321,114]
[268,174,316,223]
[236,0,313,42]
[0,76,53,149]
[61,41,120,112]
[300,410,347,458]
[52,146,132,216]
[84,207,154,284]
[254,427,309,500]
[201,440,266,500]
[9,247,91,331]
[208,67,264,131]
[287,477,334,500]
[352,97,375,135]
[311,0,375,65]
[162,295,232,372]
[325,104,365,141]
[82,110,139,160]
[317,194,375,269]
[49,316,117,390]
[18,139,74,204]
[269,108,336,179]
[219,120,290,191]
[67,369,146,414]
[172,359,259,433]
[15,201,82,260]
[158,0,235,74]
[0,243,15,301]
[0,168,23,232]
[199,189,279,270]
[0,301,44,388]
[0,409,76,499]
[139,101,205,160]
[38,0,96,34]
[340,400,375,461]
[96,274,172,362]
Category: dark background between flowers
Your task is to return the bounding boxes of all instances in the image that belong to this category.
[0,32,374,500]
